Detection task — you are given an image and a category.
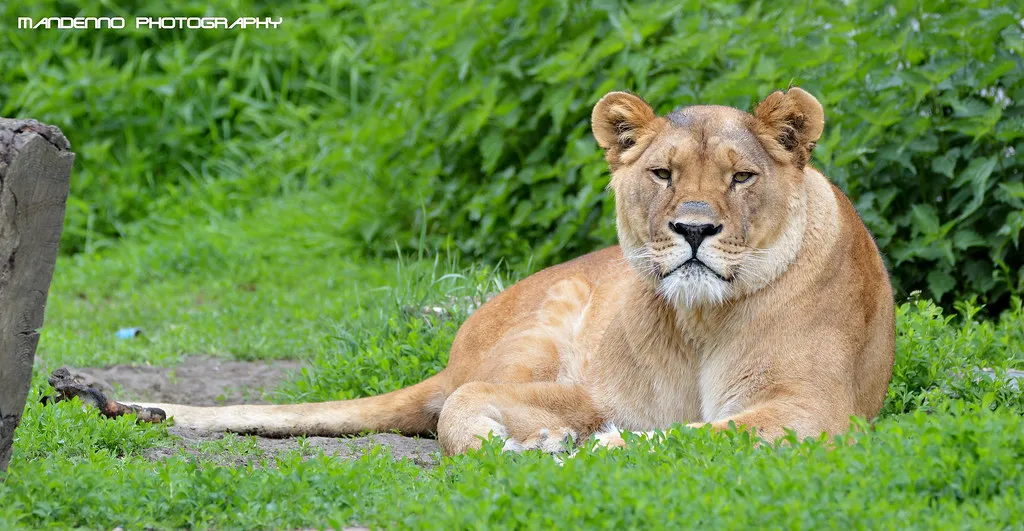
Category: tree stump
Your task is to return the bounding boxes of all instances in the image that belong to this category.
[0,119,74,475]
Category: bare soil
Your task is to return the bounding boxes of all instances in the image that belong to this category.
[69,356,440,466]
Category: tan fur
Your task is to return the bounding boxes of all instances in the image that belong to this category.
[135,88,895,454]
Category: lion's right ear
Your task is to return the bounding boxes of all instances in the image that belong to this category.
[591,92,658,169]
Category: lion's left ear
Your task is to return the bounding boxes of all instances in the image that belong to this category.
[753,87,824,168]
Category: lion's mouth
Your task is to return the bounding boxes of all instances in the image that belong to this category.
[661,259,732,282]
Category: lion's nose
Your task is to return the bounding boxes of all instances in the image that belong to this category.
[668,222,722,251]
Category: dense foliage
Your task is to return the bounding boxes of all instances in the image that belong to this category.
[3,0,1023,308]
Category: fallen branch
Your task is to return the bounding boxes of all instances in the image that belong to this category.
[44,367,167,423]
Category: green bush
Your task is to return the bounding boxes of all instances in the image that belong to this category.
[350,0,1024,310]
[884,297,1024,417]
[2,0,1022,309]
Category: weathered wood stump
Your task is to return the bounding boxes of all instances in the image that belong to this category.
[0,119,74,475]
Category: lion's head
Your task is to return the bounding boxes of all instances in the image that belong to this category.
[591,88,825,308]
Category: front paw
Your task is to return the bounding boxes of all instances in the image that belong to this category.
[592,430,626,448]
[503,427,578,454]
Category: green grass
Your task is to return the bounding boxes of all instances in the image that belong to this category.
[39,187,488,370]
[4,410,1024,529]
[2,188,1024,529]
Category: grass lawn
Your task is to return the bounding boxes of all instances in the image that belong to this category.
[2,189,1024,529]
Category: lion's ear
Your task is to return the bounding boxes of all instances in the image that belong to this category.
[592,91,658,169]
[753,87,824,168]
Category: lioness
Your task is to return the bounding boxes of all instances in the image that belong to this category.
[124,88,895,454]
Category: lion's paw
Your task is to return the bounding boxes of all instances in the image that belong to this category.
[591,430,626,449]
[502,427,577,454]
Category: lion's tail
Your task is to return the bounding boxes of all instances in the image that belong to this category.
[133,372,450,437]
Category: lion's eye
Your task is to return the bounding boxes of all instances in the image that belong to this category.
[652,168,672,182]
[732,171,756,184]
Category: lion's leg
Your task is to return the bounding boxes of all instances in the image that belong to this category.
[689,400,842,441]
[593,400,841,448]
[436,381,602,455]
[435,276,600,455]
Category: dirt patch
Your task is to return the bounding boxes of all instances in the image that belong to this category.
[147,429,439,468]
[69,356,440,466]
[72,356,305,406]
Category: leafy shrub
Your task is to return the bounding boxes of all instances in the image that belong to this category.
[884,296,1024,416]
[348,0,1024,310]
[2,1,1022,309]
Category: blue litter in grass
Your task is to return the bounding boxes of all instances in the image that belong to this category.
[115,327,141,339]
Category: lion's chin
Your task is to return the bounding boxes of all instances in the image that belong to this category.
[656,266,734,309]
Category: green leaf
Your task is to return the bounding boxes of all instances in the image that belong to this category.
[951,156,997,221]
[927,269,956,301]
[930,148,960,178]
[910,204,941,236]
[479,131,504,174]
[952,230,986,250]
[997,182,1024,208]
[998,211,1024,247]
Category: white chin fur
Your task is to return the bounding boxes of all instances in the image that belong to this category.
[657,267,733,309]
